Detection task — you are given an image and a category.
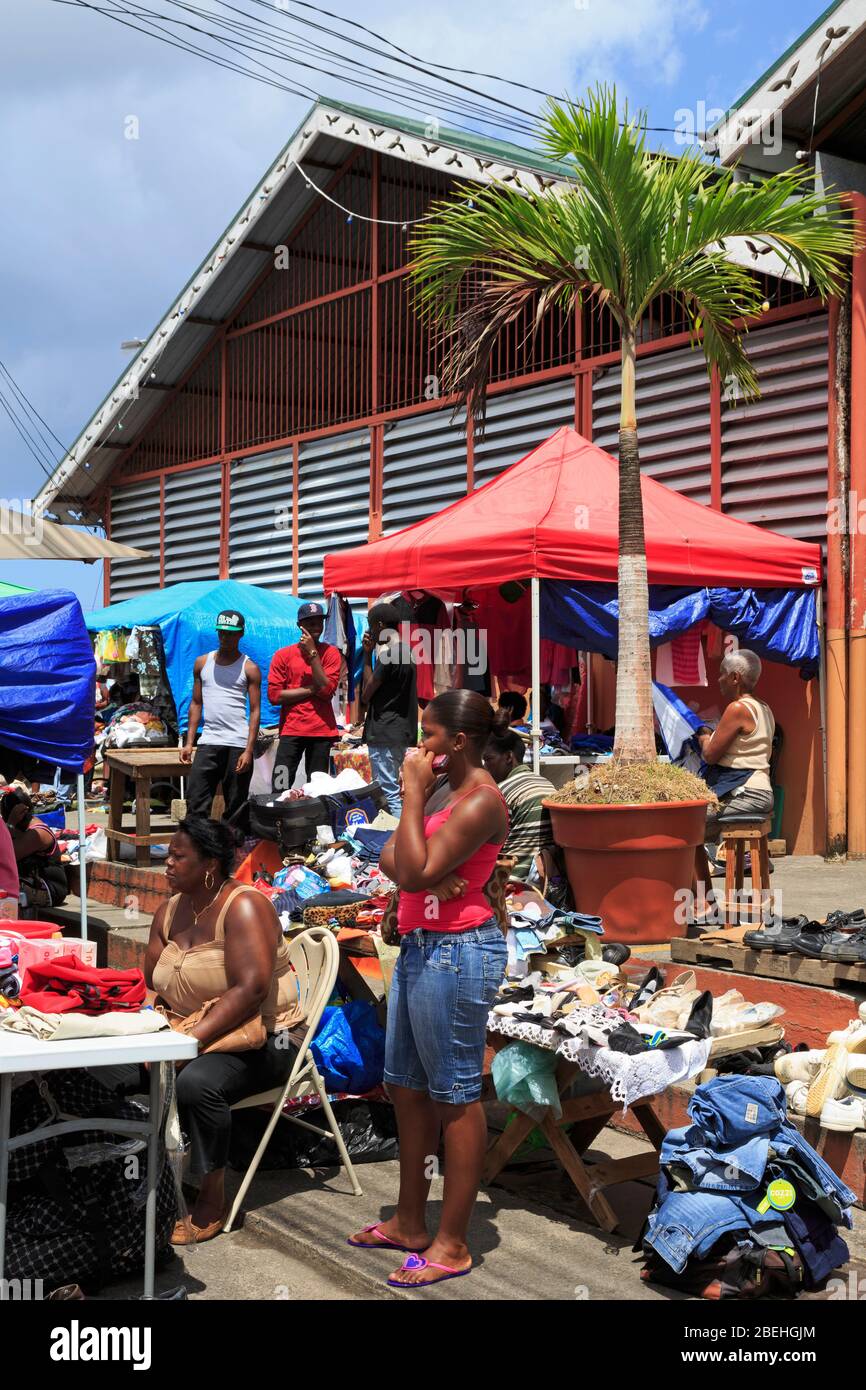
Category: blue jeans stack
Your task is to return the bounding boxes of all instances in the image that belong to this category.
[640,1075,854,1297]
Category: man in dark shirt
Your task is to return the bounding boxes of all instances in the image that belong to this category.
[361,602,417,817]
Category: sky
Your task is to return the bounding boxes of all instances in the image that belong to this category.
[1,0,829,612]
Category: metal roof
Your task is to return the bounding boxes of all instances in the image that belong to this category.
[34,98,576,522]
[708,0,866,164]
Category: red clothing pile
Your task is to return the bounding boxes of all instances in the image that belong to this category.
[267,641,341,738]
[19,954,146,1015]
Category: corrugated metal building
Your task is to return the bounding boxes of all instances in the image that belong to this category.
[34,48,866,850]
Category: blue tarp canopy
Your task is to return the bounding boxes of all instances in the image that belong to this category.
[85,579,364,731]
[540,581,819,676]
[0,589,96,774]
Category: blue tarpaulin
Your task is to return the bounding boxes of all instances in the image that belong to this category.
[85,579,365,732]
[540,581,819,676]
[0,590,96,774]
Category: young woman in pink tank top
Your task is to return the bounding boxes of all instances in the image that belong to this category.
[348,690,509,1290]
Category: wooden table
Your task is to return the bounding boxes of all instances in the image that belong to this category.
[482,1049,665,1232]
[104,747,188,866]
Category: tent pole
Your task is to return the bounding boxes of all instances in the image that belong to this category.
[77,773,88,941]
[531,578,541,775]
[586,651,594,734]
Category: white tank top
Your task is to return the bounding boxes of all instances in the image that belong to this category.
[199,652,250,746]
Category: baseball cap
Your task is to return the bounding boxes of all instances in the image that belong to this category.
[297,601,325,623]
[216,610,245,632]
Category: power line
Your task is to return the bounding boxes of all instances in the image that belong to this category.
[67,0,539,138]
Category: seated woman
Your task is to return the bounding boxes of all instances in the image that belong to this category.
[482,712,559,884]
[144,816,303,1245]
[0,790,67,910]
[694,649,776,897]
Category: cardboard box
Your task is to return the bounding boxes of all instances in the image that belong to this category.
[16,935,98,972]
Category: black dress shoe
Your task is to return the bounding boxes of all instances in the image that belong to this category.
[602,942,631,966]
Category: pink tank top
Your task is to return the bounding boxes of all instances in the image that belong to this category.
[397,784,508,935]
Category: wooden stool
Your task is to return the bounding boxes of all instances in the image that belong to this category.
[719,818,772,925]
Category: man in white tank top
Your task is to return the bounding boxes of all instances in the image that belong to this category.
[180,610,262,823]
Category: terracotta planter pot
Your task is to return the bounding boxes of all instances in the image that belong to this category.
[544,798,710,945]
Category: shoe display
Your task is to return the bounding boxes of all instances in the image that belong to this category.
[773,1050,826,1085]
[743,916,808,953]
[820,1094,866,1133]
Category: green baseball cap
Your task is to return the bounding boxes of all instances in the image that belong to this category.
[216,609,245,633]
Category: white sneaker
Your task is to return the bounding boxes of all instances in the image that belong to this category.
[805,1043,850,1117]
[820,1093,866,1133]
[784,1080,809,1116]
[774,1050,825,1085]
[827,1021,866,1052]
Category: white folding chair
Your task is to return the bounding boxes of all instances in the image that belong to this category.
[223,926,363,1233]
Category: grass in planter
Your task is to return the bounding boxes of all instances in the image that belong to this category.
[548,760,718,807]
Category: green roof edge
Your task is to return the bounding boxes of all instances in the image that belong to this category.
[709,0,846,133]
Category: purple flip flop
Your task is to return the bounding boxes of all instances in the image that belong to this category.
[387,1252,472,1288]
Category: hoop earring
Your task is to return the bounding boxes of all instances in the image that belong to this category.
[204,870,215,890]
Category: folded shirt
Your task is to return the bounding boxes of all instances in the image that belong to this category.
[0,1005,169,1041]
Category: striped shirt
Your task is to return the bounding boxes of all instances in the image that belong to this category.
[500,767,557,878]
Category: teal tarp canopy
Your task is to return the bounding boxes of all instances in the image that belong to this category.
[86,580,358,732]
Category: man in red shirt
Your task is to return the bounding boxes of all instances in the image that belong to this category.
[267,601,342,792]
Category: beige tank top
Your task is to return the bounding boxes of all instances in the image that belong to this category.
[718,695,775,793]
[152,883,302,1033]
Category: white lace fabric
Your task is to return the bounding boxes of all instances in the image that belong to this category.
[487,1009,712,1107]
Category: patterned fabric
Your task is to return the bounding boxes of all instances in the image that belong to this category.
[4,1070,177,1288]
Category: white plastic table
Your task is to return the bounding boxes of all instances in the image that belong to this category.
[0,1028,198,1300]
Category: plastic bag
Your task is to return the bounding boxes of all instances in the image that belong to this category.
[492,1041,562,1121]
[228,1100,398,1172]
[311,1000,385,1094]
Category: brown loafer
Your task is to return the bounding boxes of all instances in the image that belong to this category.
[170,1210,227,1246]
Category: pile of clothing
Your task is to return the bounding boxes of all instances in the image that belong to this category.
[640,1075,854,1298]
[249,815,397,935]
[0,954,160,1042]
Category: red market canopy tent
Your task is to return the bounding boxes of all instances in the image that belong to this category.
[324,427,822,596]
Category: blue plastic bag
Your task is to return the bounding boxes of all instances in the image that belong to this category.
[311,1000,386,1094]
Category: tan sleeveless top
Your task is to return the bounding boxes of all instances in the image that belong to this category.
[718,695,775,793]
[152,884,303,1033]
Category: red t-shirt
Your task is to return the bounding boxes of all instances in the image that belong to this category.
[267,642,341,738]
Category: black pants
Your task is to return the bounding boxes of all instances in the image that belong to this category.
[272,735,332,793]
[185,744,251,822]
[175,1035,298,1177]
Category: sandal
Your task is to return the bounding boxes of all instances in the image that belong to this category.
[170,1208,228,1246]
[387,1252,472,1288]
[347,1224,427,1253]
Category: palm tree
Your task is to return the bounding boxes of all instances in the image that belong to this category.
[409,87,855,766]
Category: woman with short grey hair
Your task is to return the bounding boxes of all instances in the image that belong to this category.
[694,648,776,899]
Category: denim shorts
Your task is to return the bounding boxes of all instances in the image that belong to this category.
[384,920,507,1105]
